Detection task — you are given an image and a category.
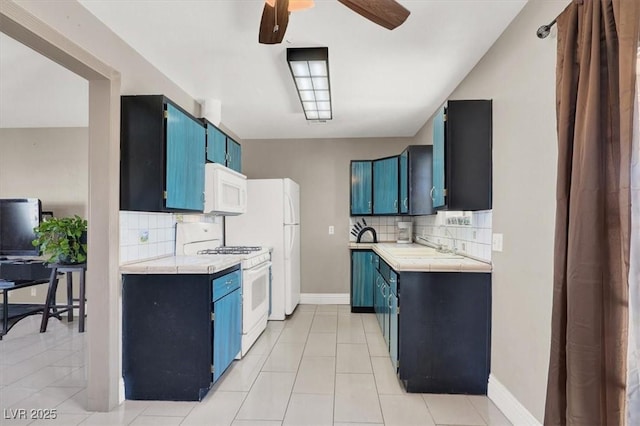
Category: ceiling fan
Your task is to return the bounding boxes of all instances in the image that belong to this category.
[258,0,410,44]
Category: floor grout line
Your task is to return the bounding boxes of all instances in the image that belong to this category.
[0,306,511,426]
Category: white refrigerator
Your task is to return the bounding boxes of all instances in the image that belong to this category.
[225,179,300,320]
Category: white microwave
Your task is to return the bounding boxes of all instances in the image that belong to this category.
[204,163,247,215]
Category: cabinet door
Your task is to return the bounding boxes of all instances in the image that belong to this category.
[432,107,446,209]
[446,100,492,211]
[351,251,374,308]
[399,150,408,214]
[207,125,227,165]
[230,287,242,361]
[389,292,398,369]
[351,161,372,215]
[227,138,242,173]
[375,275,381,328]
[373,157,399,214]
[166,104,206,211]
[213,288,241,382]
[381,281,389,346]
[375,272,384,330]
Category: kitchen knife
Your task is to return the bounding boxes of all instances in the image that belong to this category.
[362,218,367,226]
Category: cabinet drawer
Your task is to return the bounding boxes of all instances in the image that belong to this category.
[212,270,241,302]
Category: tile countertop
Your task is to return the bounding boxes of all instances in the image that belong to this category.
[120,255,242,275]
[348,242,492,273]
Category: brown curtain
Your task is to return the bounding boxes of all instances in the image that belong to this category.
[545,0,640,424]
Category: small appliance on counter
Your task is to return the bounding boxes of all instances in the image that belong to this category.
[396,222,413,244]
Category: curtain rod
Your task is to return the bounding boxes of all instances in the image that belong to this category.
[537,18,557,39]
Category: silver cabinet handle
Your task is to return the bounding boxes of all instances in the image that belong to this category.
[394,200,398,209]
[430,187,435,201]
[403,198,408,208]
[368,201,371,212]
[388,294,393,309]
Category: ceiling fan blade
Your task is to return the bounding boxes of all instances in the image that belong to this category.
[337,0,410,30]
[259,0,290,44]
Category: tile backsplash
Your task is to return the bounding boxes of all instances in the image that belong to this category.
[119,211,223,264]
[350,210,493,263]
[349,216,412,243]
[414,210,492,262]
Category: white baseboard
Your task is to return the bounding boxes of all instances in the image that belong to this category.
[300,293,350,305]
[488,374,541,426]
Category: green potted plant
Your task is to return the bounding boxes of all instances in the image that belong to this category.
[32,215,88,264]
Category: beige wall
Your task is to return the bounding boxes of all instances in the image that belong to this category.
[0,127,88,217]
[5,0,206,410]
[241,137,414,294]
[0,127,88,303]
[415,0,568,421]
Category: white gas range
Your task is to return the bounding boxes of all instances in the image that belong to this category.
[176,223,271,358]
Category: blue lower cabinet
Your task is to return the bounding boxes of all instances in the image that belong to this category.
[122,265,242,401]
[213,287,241,382]
[351,250,374,311]
[212,270,242,382]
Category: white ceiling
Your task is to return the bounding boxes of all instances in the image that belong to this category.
[1,0,527,139]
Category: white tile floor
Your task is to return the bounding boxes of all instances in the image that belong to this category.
[0,305,512,425]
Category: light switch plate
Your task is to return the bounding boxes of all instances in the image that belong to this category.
[328,226,334,235]
[492,233,503,252]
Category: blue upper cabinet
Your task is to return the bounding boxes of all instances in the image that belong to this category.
[165,104,205,211]
[351,161,372,215]
[399,150,408,214]
[227,138,242,173]
[204,121,242,173]
[432,107,446,209]
[373,157,399,215]
[120,95,206,212]
[206,125,227,165]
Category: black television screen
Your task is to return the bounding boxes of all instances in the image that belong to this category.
[0,199,42,256]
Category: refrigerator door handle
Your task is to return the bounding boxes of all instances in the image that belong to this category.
[285,193,296,224]
[285,226,295,259]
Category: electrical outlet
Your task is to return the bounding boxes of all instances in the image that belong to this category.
[31,288,37,297]
[328,226,334,235]
[492,233,503,252]
[139,230,149,243]
[472,230,477,240]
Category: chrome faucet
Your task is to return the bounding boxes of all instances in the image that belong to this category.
[440,226,457,254]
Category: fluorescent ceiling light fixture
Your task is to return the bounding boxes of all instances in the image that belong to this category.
[265,0,314,12]
[287,47,332,121]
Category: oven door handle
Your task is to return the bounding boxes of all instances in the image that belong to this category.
[244,261,272,276]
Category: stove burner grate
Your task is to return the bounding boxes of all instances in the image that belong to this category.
[198,246,263,255]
